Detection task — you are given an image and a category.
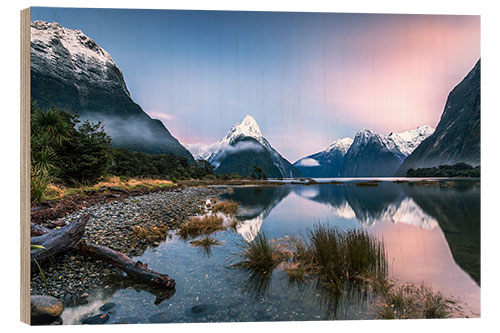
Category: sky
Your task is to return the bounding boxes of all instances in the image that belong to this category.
[31,8,480,162]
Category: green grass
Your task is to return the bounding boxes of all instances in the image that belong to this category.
[234,233,286,275]
[286,225,387,292]
[190,236,221,248]
[376,283,451,319]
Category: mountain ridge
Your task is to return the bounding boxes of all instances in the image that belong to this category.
[30,20,193,159]
[396,60,480,175]
[294,125,434,177]
[185,115,301,178]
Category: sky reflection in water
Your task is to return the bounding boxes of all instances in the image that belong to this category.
[63,180,480,324]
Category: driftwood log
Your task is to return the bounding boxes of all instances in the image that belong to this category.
[77,241,175,288]
[30,214,175,289]
[31,214,90,270]
[31,222,50,236]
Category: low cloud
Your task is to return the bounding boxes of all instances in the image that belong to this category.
[296,158,320,167]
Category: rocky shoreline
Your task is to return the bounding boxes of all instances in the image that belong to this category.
[31,186,227,308]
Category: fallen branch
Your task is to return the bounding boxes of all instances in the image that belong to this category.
[31,222,50,236]
[30,214,175,289]
[77,241,175,289]
[30,214,90,270]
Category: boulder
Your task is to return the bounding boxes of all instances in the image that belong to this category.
[30,295,63,325]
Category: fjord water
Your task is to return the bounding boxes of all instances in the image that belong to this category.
[63,180,480,324]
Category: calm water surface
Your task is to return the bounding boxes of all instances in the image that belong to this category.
[63,179,480,324]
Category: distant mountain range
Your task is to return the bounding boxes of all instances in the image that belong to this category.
[184,115,302,178]
[294,125,434,177]
[30,20,193,159]
[31,20,479,178]
[396,60,481,176]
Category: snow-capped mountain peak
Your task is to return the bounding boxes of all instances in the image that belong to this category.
[184,115,300,177]
[31,20,117,70]
[326,137,354,154]
[351,125,434,158]
[31,20,130,98]
[222,114,263,144]
[388,125,435,156]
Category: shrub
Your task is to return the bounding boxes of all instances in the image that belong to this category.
[31,168,51,205]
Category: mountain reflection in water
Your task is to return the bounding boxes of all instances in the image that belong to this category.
[222,181,480,316]
[64,180,480,324]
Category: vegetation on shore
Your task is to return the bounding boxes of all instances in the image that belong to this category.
[285,226,386,291]
[29,100,267,206]
[42,176,174,202]
[231,224,451,319]
[233,233,288,275]
[376,283,451,319]
[212,201,239,215]
[354,181,381,187]
[406,163,480,178]
[178,214,225,240]
[190,236,221,255]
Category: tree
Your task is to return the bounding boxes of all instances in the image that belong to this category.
[56,121,112,185]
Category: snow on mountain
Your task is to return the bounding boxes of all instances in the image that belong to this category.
[294,125,434,177]
[388,125,435,157]
[293,137,353,177]
[184,115,264,165]
[221,115,264,145]
[184,115,301,177]
[31,20,116,68]
[30,20,193,159]
[350,126,435,159]
[30,20,130,96]
[325,137,354,154]
[342,126,434,177]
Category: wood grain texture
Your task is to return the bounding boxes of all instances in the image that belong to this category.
[20,7,31,325]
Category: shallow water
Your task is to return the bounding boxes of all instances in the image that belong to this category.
[63,179,480,324]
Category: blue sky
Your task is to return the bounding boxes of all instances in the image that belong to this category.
[31,7,480,162]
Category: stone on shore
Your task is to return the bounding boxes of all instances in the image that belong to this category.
[31,295,63,325]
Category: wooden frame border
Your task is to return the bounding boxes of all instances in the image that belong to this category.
[20,7,31,325]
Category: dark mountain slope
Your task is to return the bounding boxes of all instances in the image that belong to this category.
[396,60,480,175]
[30,20,193,159]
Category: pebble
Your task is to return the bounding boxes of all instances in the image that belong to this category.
[82,313,110,325]
[185,304,218,317]
[30,295,64,325]
[31,187,227,306]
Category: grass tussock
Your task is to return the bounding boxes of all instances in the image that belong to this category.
[133,225,168,242]
[190,236,221,250]
[178,214,225,239]
[212,201,239,215]
[377,283,452,319]
[285,225,387,292]
[234,233,288,275]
